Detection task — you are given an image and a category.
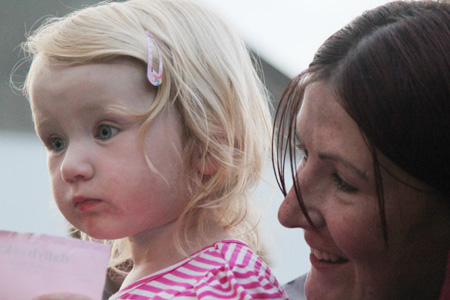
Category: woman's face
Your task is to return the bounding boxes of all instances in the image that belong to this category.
[278,81,450,300]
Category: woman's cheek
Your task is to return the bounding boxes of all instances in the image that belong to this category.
[327,207,384,259]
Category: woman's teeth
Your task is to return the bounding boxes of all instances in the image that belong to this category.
[311,248,347,263]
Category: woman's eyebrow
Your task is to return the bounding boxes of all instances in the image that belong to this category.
[319,152,369,182]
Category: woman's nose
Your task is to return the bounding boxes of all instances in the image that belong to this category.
[278,166,325,229]
[60,145,94,183]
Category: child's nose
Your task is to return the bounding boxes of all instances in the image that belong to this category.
[60,145,94,183]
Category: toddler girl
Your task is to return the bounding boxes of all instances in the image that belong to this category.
[22,0,287,299]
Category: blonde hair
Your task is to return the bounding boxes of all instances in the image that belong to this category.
[22,0,272,273]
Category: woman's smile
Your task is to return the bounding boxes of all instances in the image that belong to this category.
[310,248,349,264]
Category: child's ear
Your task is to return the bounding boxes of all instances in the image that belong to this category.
[195,148,217,176]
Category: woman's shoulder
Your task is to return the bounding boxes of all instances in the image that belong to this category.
[283,274,307,300]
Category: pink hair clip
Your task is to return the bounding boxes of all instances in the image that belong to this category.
[145,31,163,86]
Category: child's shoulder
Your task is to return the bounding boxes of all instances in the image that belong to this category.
[188,239,288,299]
[111,239,289,300]
[202,239,267,270]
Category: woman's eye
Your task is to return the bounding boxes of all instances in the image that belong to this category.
[95,125,119,140]
[331,173,358,193]
[49,137,67,152]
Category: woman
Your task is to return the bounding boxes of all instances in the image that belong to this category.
[273,1,450,299]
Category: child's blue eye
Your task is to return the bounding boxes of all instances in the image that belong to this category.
[49,137,67,152]
[96,125,119,140]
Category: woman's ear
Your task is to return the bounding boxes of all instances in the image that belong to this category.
[195,148,217,176]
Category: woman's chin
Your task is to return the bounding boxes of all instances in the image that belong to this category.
[305,268,354,300]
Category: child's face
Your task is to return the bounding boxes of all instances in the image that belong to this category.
[30,60,190,240]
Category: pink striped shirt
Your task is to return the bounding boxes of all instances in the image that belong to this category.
[109,239,288,300]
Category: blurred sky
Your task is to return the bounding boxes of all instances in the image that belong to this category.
[1,0,392,285]
[197,0,392,77]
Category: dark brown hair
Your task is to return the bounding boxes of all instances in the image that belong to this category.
[273,0,450,241]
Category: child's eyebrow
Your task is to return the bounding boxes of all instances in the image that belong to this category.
[33,118,57,138]
[79,102,138,117]
[79,103,109,113]
[32,111,53,128]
